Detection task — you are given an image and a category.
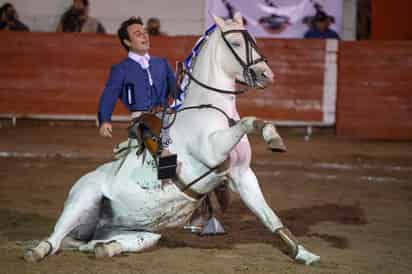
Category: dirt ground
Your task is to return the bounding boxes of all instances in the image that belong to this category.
[0,120,411,274]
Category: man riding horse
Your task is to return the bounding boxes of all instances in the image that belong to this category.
[24,13,320,266]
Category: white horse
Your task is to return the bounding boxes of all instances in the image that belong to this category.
[24,13,320,265]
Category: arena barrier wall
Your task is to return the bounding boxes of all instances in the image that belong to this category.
[336,41,412,140]
[0,32,332,126]
[1,32,411,139]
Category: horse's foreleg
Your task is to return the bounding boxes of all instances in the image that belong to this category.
[24,174,103,263]
[252,120,286,152]
[202,117,256,166]
[231,168,320,265]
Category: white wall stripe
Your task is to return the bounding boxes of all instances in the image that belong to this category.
[322,39,339,125]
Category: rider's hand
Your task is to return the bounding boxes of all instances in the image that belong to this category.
[99,122,113,138]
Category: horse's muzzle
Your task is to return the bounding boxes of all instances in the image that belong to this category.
[254,68,274,89]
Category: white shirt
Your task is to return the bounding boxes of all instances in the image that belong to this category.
[128,51,153,86]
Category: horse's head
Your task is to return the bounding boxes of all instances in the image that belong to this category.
[213,12,274,89]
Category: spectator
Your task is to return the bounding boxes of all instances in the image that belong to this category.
[304,11,340,39]
[146,17,166,36]
[57,0,105,33]
[0,3,29,31]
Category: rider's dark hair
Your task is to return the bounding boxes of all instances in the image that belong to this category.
[117,17,144,52]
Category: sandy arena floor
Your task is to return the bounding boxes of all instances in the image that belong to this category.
[0,120,411,274]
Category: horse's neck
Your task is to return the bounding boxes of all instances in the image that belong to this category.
[182,36,238,117]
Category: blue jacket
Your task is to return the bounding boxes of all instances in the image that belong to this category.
[98,57,177,124]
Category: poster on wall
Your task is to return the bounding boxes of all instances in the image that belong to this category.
[205,0,343,38]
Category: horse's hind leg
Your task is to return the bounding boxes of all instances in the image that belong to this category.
[24,172,103,263]
[80,231,161,258]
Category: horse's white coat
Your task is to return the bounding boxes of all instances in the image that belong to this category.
[25,13,319,265]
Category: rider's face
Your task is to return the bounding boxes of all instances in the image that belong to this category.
[125,24,150,55]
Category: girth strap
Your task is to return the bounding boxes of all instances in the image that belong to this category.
[173,166,219,200]
[173,178,205,200]
[174,157,232,200]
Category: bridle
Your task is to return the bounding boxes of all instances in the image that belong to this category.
[221,29,267,89]
[183,26,268,95]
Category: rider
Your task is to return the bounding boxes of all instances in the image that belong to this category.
[98,16,177,140]
[98,17,230,234]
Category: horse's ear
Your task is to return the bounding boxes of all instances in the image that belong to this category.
[233,12,243,25]
[212,14,226,29]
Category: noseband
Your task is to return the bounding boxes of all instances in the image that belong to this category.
[183,27,268,95]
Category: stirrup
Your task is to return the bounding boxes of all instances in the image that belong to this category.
[200,216,225,236]
[183,225,203,233]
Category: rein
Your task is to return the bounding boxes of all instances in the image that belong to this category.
[183,67,246,95]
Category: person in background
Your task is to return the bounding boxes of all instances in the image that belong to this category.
[146,17,166,36]
[57,0,105,33]
[0,3,29,31]
[304,11,340,39]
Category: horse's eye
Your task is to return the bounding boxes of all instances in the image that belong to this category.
[231,42,241,48]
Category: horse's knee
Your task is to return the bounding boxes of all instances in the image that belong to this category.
[239,116,256,133]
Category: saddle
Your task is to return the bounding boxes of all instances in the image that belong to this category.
[128,113,177,180]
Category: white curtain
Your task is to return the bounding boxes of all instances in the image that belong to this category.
[204,0,343,38]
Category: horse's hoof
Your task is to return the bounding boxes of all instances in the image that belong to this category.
[268,139,287,152]
[262,124,287,152]
[294,245,320,265]
[95,241,122,258]
[23,241,52,263]
[23,249,42,263]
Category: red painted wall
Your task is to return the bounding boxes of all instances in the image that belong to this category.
[371,0,412,40]
[0,32,326,122]
[337,41,412,139]
[2,32,412,140]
